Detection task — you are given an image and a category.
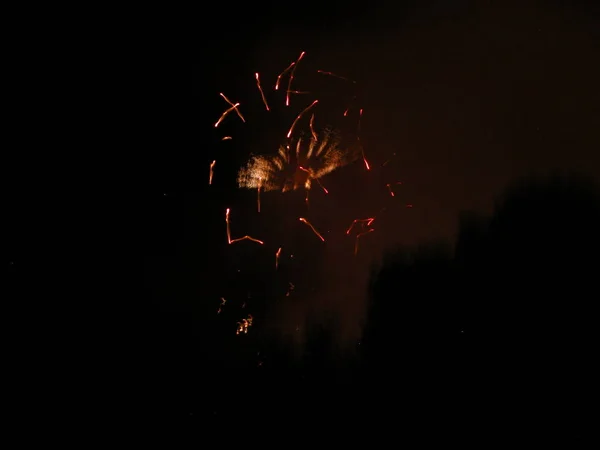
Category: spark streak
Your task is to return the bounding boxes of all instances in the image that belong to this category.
[299,217,325,242]
[354,229,375,256]
[286,51,305,106]
[236,314,253,335]
[209,160,216,185]
[230,235,264,244]
[214,103,240,128]
[275,247,282,270]
[257,178,262,212]
[255,73,270,111]
[287,100,318,138]
[317,70,356,84]
[219,93,245,122]
[299,166,328,194]
[309,113,317,141]
[217,297,227,314]
[226,208,263,245]
[386,181,402,196]
[346,217,376,235]
[357,109,370,170]
[275,61,295,90]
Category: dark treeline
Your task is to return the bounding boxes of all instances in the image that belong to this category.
[151,174,598,438]
[358,174,599,437]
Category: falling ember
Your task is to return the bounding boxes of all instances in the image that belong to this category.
[309,113,317,141]
[361,150,370,170]
[315,178,329,194]
[255,73,270,111]
[209,160,216,185]
[299,217,325,242]
[225,208,231,243]
[357,108,363,134]
[214,103,240,128]
[222,136,232,140]
[386,182,402,197]
[217,297,227,314]
[230,235,264,245]
[299,166,329,194]
[287,100,318,138]
[219,93,245,123]
[275,61,295,91]
[346,217,376,235]
[225,208,263,245]
[316,70,356,84]
[356,109,370,170]
[275,247,282,270]
[257,179,262,212]
[286,51,306,106]
[382,152,396,166]
[354,229,375,256]
[286,282,295,296]
[236,314,253,335]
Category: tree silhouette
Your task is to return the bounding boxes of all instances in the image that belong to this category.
[362,174,600,434]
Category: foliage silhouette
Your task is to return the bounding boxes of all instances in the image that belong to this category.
[359,174,599,431]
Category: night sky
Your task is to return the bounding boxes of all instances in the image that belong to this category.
[139,0,598,436]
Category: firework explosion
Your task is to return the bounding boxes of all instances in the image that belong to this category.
[209,50,411,350]
[238,128,357,193]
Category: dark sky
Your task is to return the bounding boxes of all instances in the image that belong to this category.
[147,0,599,351]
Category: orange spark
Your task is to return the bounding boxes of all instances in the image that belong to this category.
[275,247,282,270]
[275,61,295,90]
[287,100,318,138]
[309,113,317,140]
[217,297,227,314]
[316,70,356,83]
[382,152,396,166]
[346,217,376,235]
[236,314,253,335]
[354,229,375,256]
[225,208,231,243]
[219,93,245,122]
[286,51,305,106]
[299,166,329,194]
[222,136,232,140]
[386,181,402,196]
[286,282,295,296]
[357,108,363,134]
[356,109,370,170]
[230,235,264,245]
[209,160,216,185]
[299,217,325,242]
[214,103,240,128]
[257,178,262,212]
[362,152,371,170]
[255,73,270,111]
[315,178,329,194]
[225,208,263,245]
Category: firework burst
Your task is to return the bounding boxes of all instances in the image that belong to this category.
[208,50,412,349]
[237,128,358,193]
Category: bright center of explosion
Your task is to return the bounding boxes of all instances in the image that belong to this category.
[237,129,357,194]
